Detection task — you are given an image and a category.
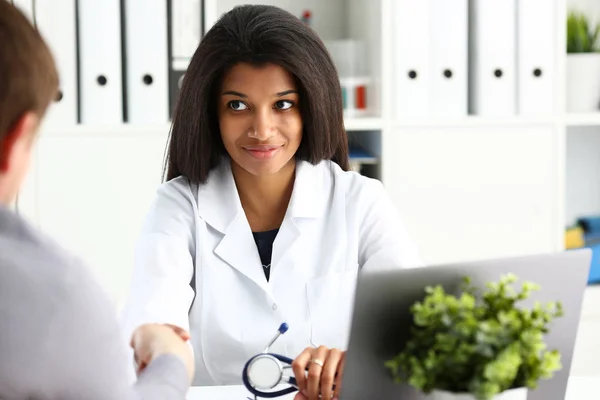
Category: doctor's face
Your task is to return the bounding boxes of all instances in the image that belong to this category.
[218,62,303,178]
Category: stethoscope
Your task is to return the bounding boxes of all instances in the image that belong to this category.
[242,322,299,399]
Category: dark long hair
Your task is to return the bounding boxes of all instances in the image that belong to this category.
[164,4,349,183]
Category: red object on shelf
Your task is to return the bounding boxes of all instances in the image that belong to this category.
[301,10,312,25]
[356,85,366,110]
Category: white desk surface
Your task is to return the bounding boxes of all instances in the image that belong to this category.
[188,384,295,400]
[187,376,599,400]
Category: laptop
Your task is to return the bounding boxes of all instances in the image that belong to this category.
[339,249,592,400]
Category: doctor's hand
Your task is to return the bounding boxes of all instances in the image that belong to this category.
[130,323,195,383]
[292,346,345,400]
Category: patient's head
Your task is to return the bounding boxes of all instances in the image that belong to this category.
[165,4,349,184]
[0,0,58,205]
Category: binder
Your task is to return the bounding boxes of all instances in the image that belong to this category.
[124,0,169,123]
[169,0,202,117]
[392,0,431,118]
[78,0,123,124]
[34,0,78,126]
[469,0,517,116]
[517,0,555,116]
[12,0,34,22]
[431,0,468,117]
[169,68,187,117]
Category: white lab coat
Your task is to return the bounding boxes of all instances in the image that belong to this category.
[120,159,422,386]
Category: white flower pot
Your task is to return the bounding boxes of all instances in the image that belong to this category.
[428,387,527,400]
[567,53,600,113]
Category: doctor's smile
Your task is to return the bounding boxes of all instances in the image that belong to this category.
[242,145,283,160]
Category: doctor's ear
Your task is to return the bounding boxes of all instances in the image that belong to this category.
[0,112,39,172]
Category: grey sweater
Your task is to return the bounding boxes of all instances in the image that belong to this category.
[0,206,189,399]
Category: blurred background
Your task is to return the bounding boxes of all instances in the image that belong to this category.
[8,0,600,378]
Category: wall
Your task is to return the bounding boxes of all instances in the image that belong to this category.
[566,127,600,225]
[568,0,600,20]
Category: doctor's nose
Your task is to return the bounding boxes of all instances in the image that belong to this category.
[248,109,277,141]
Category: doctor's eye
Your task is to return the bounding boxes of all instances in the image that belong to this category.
[228,100,249,111]
[274,100,294,110]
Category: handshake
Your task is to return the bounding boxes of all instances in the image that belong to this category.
[130,323,196,383]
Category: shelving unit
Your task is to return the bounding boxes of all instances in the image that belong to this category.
[565,0,600,231]
[564,0,600,376]
[13,0,580,308]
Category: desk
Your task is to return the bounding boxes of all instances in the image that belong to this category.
[187,376,599,400]
[188,384,294,400]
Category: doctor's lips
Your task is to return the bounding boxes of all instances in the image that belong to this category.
[242,144,283,160]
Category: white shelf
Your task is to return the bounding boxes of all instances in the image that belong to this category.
[343,117,383,131]
[40,118,385,138]
[390,116,556,129]
[566,113,600,127]
[40,123,172,138]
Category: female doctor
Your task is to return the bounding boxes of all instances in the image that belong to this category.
[121,4,422,400]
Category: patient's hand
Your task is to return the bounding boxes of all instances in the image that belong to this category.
[292,346,345,400]
[130,323,195,383]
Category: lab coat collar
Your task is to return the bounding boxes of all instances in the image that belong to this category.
[195,158,324,294]
[195,158,323,234]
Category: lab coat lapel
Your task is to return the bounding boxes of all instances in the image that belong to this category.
[215,216,269,293]
[271,161,323,273]
[196,160,270,293]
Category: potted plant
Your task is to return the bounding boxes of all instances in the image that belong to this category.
[385,274,564,400]
[567,10,600,112]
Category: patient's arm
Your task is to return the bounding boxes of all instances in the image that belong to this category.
[38,256,191,400]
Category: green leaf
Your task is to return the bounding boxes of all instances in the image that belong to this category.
[483,344,522,385]
[567,10,600,53]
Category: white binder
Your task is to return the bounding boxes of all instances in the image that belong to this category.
[392,0,431,118]
[34,0,78,126]
[12,0,34,22]
[78,0,123,124]
[469,0,517,116]
[171,0,201,65]
[169,0,202,117]
[124,0,169,123]
[517,0,555,116]
[431,0,468,117]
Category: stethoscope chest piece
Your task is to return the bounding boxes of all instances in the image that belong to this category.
[247,354,284,390]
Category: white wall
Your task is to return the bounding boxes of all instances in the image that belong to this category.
[568,0,600,20]
[566,127,600,226]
